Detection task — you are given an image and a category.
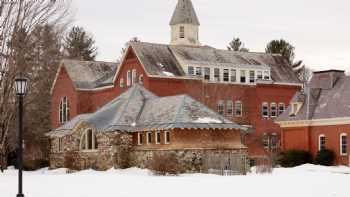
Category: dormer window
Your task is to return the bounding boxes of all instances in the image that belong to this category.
[240,70,246,83]
[204,67,210,80]
[264,71,270,80]
[214,68,220,82]
[188,66,194,75]
[290,102,301,116]
[249,70,255,83]
[257,71,263,80]
[179,26,185,38]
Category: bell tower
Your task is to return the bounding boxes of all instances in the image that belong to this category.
[170,0,200,46]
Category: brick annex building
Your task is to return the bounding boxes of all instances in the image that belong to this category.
[50,0,302,161]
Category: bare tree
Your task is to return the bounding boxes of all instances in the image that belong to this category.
[0,0,71,171]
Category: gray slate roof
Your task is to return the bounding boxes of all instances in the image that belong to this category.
[130,42,300,84]
[277,74,350,122]
[48,84,244,137]
[170,0,200,26]
[61,59,119,89]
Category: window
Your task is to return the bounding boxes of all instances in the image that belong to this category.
[204,67,210,80]
[188,66,194,75]
[120,78,125,88]
[271,133,278,149]
[58,138,63,153]
[223,69,229,82]
[235,101,242,117]
[262,102,269,118]
[138,133,143,145]
[132,69,137,84]
[139,75,144,85]
[227,100,233,116]
[279,103,285,115]
[290,103,299,116]
[179,26,185,38]
[195,67,202,76]
[214,68,220,82]
[340,133,348,155]
[240,70,246,83]
[249,70,255,83]
[262,133,269,149]
[264,71,270,80]
[147,132,152,144]
[127,70,132,86]
[230,69,237,82]
[165,131,171,144]
[257,71,263,80]
[59,96,70,124]
[319,135,326,151]
[218,100,225,115]
[80,129,97,151]
[262,133,278,149]
[155,131,161,144]
[270,103,277,118]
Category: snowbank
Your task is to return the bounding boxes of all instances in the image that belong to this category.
[1,165,350,197]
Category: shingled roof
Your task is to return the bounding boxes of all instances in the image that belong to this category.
[48,84,244,137]
[170,0,200,26]
[129,42,300,84]
[60,59,119,89]
[277,72,350,122]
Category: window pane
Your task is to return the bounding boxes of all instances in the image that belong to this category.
[156,132,161,144]
[341,135,348,154]
[227,100,233,116]
[279,103,285,115]
[271,103,277,117]
[235,101,242,116]
[249,71,255,83]
[223,69,229,82]
[87,129,93,150]
[240,70,246,83]
[218,100,225,115]
[257,71,263,80]
[262,103,269,117]
[188,66,194,75]
[147,132,152,144]
[214,68,220,82]
[230,69,236,82]
[196,67,202,76]
[204,67,210,80]
[165,131,170,143]
[180,26,185,38]
[264,71,270,80]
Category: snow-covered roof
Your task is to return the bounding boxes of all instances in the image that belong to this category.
[129,42,300,84]
[47,85,244,137]
[61,59,119,89]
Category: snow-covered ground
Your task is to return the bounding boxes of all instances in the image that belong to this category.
[1,164,350,197]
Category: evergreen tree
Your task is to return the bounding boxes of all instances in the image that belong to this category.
[227,37,249,52]
[64,26,97,61]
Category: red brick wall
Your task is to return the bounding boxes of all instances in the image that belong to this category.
[51,67,78,129]
[281,125,350,165]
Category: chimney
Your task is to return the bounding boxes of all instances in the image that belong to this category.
[309,70,345,90]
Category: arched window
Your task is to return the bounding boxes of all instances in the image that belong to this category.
[80,129,98,151]
[59,96,70,124]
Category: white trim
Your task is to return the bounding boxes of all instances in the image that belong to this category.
[277,117,350,128]
[340,133,348,156]
[138,132,143,145]
[318,134,326,151]
[262,102,269,118]
[235,101,243,117]
[270,102,277,118]
[146,132,152,144]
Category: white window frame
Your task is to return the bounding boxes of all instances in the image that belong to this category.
[147,132,152,144]
[223,69,229,82]
[257,71,263,80]
[138,132,143,145]
[132,69,137,85]
[235,101,243,117]
[195,67,202,76]
[264,70,270,80]
[126,70,132,86]
[164,131,170,144]
[217,100,225,115]
[188,66,194,75]
[230,69,237,82]
[270,103,277,118]
[120,78,125,88]
[318,134,326,151]
[340,133,348,156]
[249,70,255,83]
[262,102,269,118]
[226,100,233,116]
[204,67,210,80]
[240,70,246,83]
[155,131,161,144]
[214,68,220,82]
[279,103,285,115]
[59,96,70,124]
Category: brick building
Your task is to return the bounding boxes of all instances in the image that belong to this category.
[50,0,301,159]
[47,85,247,172]
[276,70,350,165]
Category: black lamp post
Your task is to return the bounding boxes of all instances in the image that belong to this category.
[15,77,28,197]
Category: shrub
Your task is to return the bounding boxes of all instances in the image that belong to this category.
[277,150,313,167]
[147,153,184,176]
[23,159,48,171]
[315,149,335,166]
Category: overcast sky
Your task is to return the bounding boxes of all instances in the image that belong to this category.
[71,0,350,71]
